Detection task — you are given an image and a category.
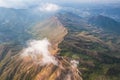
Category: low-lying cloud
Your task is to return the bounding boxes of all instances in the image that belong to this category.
[71,60,79,68]
[0,0,35,9]
[21,38,58,66]
[0,0,61,10]
[39,3,61,12]
[0,0,118,9]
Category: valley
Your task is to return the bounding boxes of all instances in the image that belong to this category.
[0,2,120,80]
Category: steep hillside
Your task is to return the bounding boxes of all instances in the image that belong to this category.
[57,12,120,80]
[0,45,82,80]
[0,8,34,43]
[0,7,54,44]
[88,15,120,34]
[31,17,68,55]
[0,8,120,80]
[0,16,82,80]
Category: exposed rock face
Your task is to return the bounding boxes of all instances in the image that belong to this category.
[0,17,82,80]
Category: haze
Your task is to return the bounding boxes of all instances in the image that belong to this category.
[0,0,120,9]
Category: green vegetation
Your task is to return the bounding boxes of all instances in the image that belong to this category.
[58,21,120,80]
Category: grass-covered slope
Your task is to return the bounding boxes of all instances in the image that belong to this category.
[0,16,82,80]
[57,12,120,80]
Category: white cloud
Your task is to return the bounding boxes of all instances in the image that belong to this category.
[21,38,58,66]
[0,0,119,9]
[71,60,79,68]
[39,3,61,12]
[0,0,10,8]
[0,0,41,9]
[0,0,61,11]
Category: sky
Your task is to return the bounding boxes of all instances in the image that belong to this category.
[59,0,120,3]
[0,0,120,9]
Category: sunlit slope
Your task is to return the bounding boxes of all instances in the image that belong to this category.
[0,16,82,80]
[31,17,68,55]
[0,48,81,80]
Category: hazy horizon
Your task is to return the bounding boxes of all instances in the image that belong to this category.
[0,0,120,9]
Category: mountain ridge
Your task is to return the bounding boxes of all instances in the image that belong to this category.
[0,15,82,80]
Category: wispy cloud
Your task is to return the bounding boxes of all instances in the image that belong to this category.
[39,3,61,12]
[0,0,119,9]
[21,38,58,66]
[0,0,61,12]
[0,0,42,9]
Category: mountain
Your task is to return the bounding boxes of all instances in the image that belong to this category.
[31,17,68,55]
[0,14,82,80]
[0,8,31,43]
[88,15,120,34]
[0,7,55,44]
[56,12,120,80]
[0,44,82,80]
[0,6,120,80]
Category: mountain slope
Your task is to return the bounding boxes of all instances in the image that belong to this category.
[31,16,68,55]
[56,12,120,80]
[0,16,82,80]
[0,7,55,44]
[0,8,120,80]
[88,15,120,34]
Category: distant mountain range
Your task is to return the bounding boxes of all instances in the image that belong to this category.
[89,15,120,34]
[0,7,54,44]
